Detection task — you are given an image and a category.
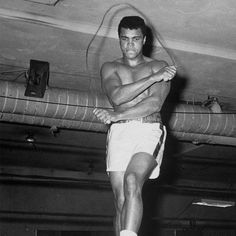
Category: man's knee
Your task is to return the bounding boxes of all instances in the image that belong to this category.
[124,173,141,197]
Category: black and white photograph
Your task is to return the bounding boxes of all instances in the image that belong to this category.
[0,1,236,236]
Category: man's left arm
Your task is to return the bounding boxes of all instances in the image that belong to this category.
[117,80,171,120]
[93,81,171,124]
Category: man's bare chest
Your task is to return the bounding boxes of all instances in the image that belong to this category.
[117,66,152,84]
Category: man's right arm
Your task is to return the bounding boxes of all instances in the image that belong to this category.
[101,62,157,106]
[101,62,176,106]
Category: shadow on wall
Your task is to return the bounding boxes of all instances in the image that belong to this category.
[141,26,190,236]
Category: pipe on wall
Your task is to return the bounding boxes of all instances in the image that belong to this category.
[0,80,235,145]
[163,103,235,137]
[0,80,110,131]
[172,131,236,146]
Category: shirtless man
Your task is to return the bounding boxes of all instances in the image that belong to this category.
[93,16,176,236]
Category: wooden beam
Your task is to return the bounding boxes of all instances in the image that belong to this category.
[0,165,109,183]
[1,7,236,60]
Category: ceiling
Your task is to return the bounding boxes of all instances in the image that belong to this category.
[0,0,236,199]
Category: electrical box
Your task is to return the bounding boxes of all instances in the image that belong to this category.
[24,59,49,98]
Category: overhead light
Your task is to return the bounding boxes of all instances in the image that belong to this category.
[26,134,35,143]
[192,199,235,208]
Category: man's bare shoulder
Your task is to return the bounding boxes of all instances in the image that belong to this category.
[101,61,114,71]
[100,60,123,80]
[101,59,121,72]
[147,58,168,71]
[102,58,123,67]
[100,61,115,77]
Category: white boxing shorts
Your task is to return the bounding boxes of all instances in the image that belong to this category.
[106,121,167,179]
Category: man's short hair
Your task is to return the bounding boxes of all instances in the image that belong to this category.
[118,16,146,37]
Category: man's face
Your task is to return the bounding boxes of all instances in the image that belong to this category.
[119,27,146,59]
